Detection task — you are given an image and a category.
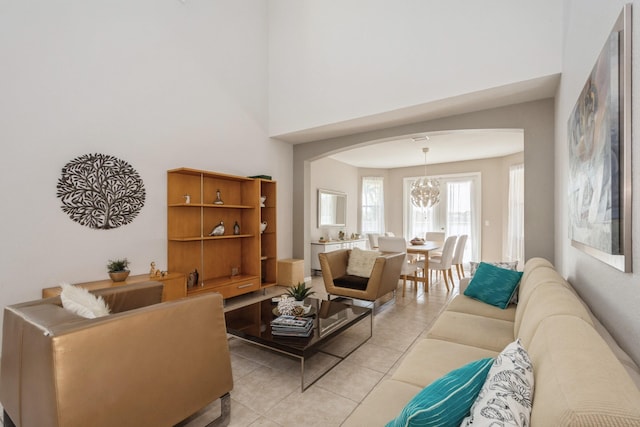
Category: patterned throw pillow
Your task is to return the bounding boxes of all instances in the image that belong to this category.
[469,261,518,276]
[461,339,534,427]
[386,358,494,427]
[464,262,523,309]
[346,247,380,278]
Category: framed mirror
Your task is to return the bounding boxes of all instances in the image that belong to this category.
[318,189,347,227]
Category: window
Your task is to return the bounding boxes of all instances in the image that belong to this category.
[506,164,524,264]
[404,173,480,263]
[361,176,385,235]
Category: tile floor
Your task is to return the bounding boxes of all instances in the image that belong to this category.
[0,274,460,427]
[184,273,461,427]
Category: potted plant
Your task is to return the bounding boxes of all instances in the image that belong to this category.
[287,282,315,305]
[107,258,130,282]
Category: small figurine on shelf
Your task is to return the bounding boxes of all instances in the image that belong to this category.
[338,230,345,240]
[209,221,225,236]
[233,221,240,235]
[184,194,191,204]
[260,221,268,233]
[187,269,199,288]
[260,195,266,207]
[213,189,224,205]
[149,261,158,277]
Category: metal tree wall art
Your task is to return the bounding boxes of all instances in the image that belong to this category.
[56,153,146,230]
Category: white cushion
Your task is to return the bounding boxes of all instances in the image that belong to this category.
[60,283,110,318]
[346,247,380,278]
[469,261,518,276]
[461,338,534,427]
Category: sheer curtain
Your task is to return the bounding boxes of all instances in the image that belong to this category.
[446,180,475,263]
[361,176,385,235]
[506,164,525,264]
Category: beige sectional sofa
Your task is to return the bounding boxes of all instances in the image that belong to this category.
[343,257,640,426]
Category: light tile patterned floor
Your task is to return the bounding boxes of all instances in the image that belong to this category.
[0,274,459,427]
[184,273,459,427]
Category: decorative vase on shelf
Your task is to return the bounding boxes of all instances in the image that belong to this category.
[233,221,240,235]
[187,269,199,288]
[260,221,268,233]
[109,270,130,282]
[260,196,267,207]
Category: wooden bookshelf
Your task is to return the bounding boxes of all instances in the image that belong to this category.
[167,168,277,299]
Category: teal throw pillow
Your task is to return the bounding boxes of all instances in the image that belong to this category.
[464,262,523,309]
[385,358,494,427]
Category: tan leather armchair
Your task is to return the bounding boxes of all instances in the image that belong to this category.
[319,249,404,302]
[0,281,233,427]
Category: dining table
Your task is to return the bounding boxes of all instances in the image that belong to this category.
[406,241,442,291]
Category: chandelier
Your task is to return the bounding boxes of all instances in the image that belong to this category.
[410,147,440,208]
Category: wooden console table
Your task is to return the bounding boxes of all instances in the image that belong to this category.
[42,272,187,302]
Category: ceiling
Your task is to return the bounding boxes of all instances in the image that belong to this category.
[328,128,524,169]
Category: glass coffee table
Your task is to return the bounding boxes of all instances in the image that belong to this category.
[225,297,373,391]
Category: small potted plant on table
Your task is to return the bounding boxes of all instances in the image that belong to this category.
[107,258,130,282]
[287,282,315,306]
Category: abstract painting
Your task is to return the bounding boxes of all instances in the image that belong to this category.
[567,4,631,272]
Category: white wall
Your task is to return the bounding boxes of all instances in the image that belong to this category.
[0,2,293,319]
[556,0,640,364]
[269,0,562,136]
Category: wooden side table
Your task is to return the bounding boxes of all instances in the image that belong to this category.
[42,272,187,302]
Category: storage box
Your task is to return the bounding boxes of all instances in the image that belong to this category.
[277,259,304,286]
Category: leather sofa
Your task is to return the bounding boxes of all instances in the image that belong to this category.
[343,258,640,426]
[1,281,233,427]
[318,249,404,302]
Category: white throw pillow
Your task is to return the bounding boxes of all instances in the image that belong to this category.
[60,283,110,319]
[461,338,534,427]
[346,247,380,278]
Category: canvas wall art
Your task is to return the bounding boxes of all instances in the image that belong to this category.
[567,4,631,272]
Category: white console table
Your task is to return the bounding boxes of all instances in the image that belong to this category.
[310,238,367,273]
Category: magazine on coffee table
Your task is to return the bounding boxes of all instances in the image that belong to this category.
[271,315,314,337]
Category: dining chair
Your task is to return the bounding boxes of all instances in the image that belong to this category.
[425,232,446,259]
[367,233,380,249]
[427,235,457,291]
[425,231,445,245]
[451,234,468,280]
[378,236,419,297]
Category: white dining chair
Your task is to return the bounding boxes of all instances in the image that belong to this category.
[367,233,380,249]
[428,235,457,291]
[378,236,419,297]
[451,234,468,280]
[425,231,445,245]
[425,232,446,259]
